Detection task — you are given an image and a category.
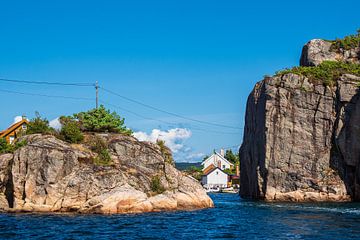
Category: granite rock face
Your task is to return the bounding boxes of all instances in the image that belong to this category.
[240,38,360,202]
[300,39,360,66]
[0,134,213,213]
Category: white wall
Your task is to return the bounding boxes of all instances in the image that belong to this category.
[202,169,228,188]
[203,154,232,171]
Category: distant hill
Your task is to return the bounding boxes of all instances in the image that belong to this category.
[175,162,202,171]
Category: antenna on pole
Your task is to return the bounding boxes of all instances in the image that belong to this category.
[95,81,99,109]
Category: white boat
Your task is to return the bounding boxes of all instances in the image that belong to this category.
[220,187,239,194]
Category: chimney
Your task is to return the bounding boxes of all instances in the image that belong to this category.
[220,149,225,157]
[236,164,240,177]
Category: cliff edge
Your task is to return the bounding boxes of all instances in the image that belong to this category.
[240,31,360,202]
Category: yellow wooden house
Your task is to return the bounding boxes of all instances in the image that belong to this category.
[0,119,28,144]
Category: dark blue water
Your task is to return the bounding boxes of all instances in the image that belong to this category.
[1,194,360,239]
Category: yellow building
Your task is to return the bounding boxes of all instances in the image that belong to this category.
[0,119,28,144]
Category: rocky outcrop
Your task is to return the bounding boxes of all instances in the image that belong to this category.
[0,134,213,213]
[240,36,360,202]
[300,39,359,66]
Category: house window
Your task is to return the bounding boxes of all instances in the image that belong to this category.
[22,124,27,130]
[9,136,15,144]
[223,165,226,169]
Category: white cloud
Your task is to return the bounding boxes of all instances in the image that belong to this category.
[49,118,62,130]
[133,128,192,153]
[13,116,26,124]
[185,152,206,160]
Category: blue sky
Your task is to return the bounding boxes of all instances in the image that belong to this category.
[1,0,359,162]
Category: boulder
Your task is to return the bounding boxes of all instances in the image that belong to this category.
[0,134,213,213]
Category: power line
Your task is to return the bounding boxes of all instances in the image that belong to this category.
[100,100,241,135]
[0,78,94,87]
[0,88,95,101]
[100,87,243,130]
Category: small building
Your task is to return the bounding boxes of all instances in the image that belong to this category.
[201,167,229,189]
[0,118,28,144]
[201,149,234,171]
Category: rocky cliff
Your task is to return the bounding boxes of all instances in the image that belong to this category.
[240,33,360,201]
[0,134,213,213]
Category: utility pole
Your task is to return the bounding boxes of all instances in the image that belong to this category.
[95,81,99,109]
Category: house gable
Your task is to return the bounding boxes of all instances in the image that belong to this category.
[201,152,234,171]
[0,119,29,143]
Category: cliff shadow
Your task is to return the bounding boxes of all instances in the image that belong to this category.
[239,80,268,199]
[330,85,360,200]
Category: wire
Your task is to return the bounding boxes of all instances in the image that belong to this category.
[0,88,95,101]
[100,87,243,130]
[100,100,241,135]
[0,78,94,87]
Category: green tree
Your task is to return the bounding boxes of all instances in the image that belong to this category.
[74,105,132,135]
[224,149,239,165]
[59,116,84,144]
[26,112,54,135]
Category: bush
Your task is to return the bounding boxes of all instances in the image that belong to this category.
[156,140,174,165]
[59,116,84,144]
[0,138,27,154]
[74,105,132,135]
[329,29,360,51]
[26,112,55,135]
[150,175,165,194]
[276,61,360,87]
[0,138,11,154]
[88,136,112,166]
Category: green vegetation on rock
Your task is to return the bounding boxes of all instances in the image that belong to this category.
[26,112,55,135]
[74,105,132,135]
[58,116,84,144]
[156,140,174,165]
[276,61,360,87]
[0,138,27,154]
[150,175,165,194]
[329,29,360,51]
[88,136,112,166]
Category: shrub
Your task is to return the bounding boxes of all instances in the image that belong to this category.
[0,138,27,154]
[150,175,165,194]
[276,61,360,87]
[156,140,174,165]
[0,138,11,154]
[74,105,132,135]
[329,29,360,51]
[59,116,84,144]
[26,112,55,135]
[88,136,112,166]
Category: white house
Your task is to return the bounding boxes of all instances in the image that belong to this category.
[200,149,233,189]
[201,167,228,189]
[201,149,234,171]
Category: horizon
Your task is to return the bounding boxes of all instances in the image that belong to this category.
[1,0,359,162]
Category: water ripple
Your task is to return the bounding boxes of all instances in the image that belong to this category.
[0,194,360,239]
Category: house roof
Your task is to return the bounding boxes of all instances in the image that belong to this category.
[202,167,228,177]
[203,164,216,175]
[201,152,234,167]
[0,119,28,138]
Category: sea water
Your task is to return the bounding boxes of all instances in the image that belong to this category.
[0,194,360,239]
